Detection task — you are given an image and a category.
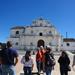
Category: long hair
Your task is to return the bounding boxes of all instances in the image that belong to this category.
[25,51,31,62]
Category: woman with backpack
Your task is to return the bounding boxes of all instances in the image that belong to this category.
[45,45,55,75]
[21,51,34,75]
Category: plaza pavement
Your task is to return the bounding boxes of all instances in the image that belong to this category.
[16,51,75,75]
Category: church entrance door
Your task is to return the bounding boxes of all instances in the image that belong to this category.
[37,40,44,47]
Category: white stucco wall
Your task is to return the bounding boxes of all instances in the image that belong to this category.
[62,42,75,51]
[8,18,62,51]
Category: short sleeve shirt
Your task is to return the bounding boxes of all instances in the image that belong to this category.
[2,48,18,65]
[21,56,33,67]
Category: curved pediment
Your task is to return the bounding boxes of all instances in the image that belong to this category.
[32,17,53,27]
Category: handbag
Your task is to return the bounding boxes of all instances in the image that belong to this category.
[67,66,71,71]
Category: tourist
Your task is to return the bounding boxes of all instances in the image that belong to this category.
[58,51,70,75]
[36,47,42,74]
[2,41,18,75]
[21,51,34,75]
[44,45,55,75]
[36,46,45,74]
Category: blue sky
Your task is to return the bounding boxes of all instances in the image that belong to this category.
[0,0,75,42]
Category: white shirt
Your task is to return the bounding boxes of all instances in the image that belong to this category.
[21,56,33,67]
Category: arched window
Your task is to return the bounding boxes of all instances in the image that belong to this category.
[39,32,43,36]
[16,31,19,34]
[66,43,70,46]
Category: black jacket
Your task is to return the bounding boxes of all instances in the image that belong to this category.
[45,52,55,67]
[58,56,70,71]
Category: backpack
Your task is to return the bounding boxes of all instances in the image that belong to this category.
[45,53,56,67]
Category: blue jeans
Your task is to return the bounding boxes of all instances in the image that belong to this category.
[45,67,52,75]
[36,61,41,72]
[23,67,32,75]
[2,65,16,75]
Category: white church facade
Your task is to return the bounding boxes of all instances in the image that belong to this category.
[8,18,75,51]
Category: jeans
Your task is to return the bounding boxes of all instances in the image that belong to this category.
[2,65,16,75]
[36,61,41,72]
[23,67,32,75]
[36,61,44,72]
[45,67,52,75]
